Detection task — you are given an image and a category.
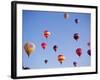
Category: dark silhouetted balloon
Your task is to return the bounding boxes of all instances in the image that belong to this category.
[53,45,58,52]
[24,42,36,57]
[23,67,30,70]
[64,13,69,19]
[76,48,82,57]
[87,42,90,47]
[58,54,65,64]
[87,49,91,56]
[44,30,51,39]
[44,59,48,64]
[73,33,80,41]
[41,42,47,50]
[75,18,80,24]
[73,61,77,67]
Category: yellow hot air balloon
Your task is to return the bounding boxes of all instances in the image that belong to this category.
[24,42,36,57]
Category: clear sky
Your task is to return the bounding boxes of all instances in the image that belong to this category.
[22,10,91,69]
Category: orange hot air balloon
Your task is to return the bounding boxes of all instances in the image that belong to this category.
[73,33,80,41]
[44,30,51,39]
[41,42,47,50]
[24,42,36,57]
[58,54,65,64]
[76,48,82,57]
[64,13,69,19]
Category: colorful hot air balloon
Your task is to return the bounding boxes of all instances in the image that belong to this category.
[58,54,65,64]
[44,59,48,64]
[73,61,77,67]
[75,18,80,24]
[76,48,82,57]
[24,42,36,57]
[44,30,51,39]
[87,49,91,56]
[53,45,58,52]
[41,42,47,50]
[64,13,69,19]
[73,33,80,41]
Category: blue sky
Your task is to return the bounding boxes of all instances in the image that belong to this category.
[22,10,91,69]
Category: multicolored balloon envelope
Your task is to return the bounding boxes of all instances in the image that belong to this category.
[58,54,65,64]
[24,42,36,57]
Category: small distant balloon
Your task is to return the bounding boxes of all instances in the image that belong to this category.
[87,42,90,47]
[64,13,69,19]
[44,59,48,64]
[24,42,36,57]
[76,48,82,57]
[44,30,51,39]
[75,18,80,24]
[23,66,30,70]
[73,33,80,41]
[53,45,58,52]
[41,42,47,50]
[87,49,91,56]
[73,61,77,67]
[58,54,65,64]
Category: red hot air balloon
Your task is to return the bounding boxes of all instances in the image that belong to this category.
[87,49,91,56]
[76,48,82,57]
[73,33,80,41]
[75,18,80,24]
[44,59,48,64]
[41,42,47,50]
[73,61,77,67]
[53,45,58,52]
[44,30,51,39]
[58,54,65,64]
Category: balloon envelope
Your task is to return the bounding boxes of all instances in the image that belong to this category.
[75,18,80,24]
[73,33,80,41]
[76,48,82,57]
[64,13,69,19]
[53,45,58,52]
[87,49,91,56]
[24,42,36,57]
[73,61,77,67]
[44,30,51,39]
[41,42,47,49]
[58,54,65,64]
[44,59,48,64]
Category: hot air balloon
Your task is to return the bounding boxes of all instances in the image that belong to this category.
[75,18,80,24]
[58,54,65,64]
[24,42,36,57]
[53,45,58,52]
[76,48,82,57]
[73,33,80,41]
[44,59,48,64]
[41,42,47,50]
[64,13,69,19]
[73,61,77,67]
[23,66,30,70]
[87,42,90,47]
[87,49,91,56]
[44,30,51,39]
